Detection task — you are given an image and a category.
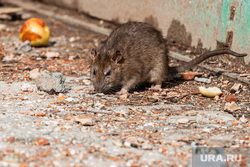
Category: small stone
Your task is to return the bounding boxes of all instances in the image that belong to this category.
[112,140,123,147]
[45,52,60,58]
[21,13,32,20]
[82,79,91,85]
[69,55,77,60]
[239,74,248,77]
[94,102,105,109]
[239,115,247,123]
[36,57,42,61]
[214,95,220,101]
[230,83,243,93]
[17,41,32,52]
[23,96,28,100]
[3,53,15,62]
[124,141,131,147]
[112,117,127,122]
[194,77,211,84]
[35,73,65,94]
[21,83,35,92]
[69,36,80,42]
[152,92,159,99]
[114,110,127,115]
[69,37,76,42]
[65,97,74,102]
[99,20,104,25]
[29,68,45,80]
[168,91,178,97]
[225,94,237,102]
[0,24,7,31]
[176,118,189,124]
[73,116,93,126]
[224,102,241,112]
[142,142,153,150]
[126,137,138,144]
[202,128,212,132]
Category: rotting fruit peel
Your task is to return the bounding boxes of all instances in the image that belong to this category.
[20,18,50,47]
[199,86,222,98]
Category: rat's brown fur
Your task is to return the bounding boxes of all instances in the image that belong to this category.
[90,22,247,94]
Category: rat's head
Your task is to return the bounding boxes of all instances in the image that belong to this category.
[90,48,123,93]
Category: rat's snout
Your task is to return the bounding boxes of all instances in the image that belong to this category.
[94,82,105,93]
[94,87,102,93]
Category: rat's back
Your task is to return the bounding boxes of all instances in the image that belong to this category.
[97,22,169,93]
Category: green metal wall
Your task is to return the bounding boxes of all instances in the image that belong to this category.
[162,0,249,63]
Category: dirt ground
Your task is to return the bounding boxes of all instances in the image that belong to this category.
[0,4,249,167]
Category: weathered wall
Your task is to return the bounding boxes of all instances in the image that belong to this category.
[41,0,250,64]
[42,0,78,10]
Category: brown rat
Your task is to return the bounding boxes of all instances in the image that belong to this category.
[90,22,247,94]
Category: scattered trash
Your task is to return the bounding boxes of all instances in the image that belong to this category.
[180,72,202,80]
[0,6,248,166]
[225,94,238,102]
[194,77,211,84]
[199,86,222,98]
[230,83,243,93]
[224,102,241,112]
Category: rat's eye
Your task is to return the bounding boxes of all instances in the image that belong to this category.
[105,70,111,77]
[93,69,96,76]
[104,66,112,77]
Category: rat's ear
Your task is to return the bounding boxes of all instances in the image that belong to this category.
[111,50,123,63]
[90,48,97,60]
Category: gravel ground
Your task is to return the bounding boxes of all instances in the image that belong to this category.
[0,6,249,167]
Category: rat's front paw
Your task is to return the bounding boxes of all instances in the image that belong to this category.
[116,89,128,95]
[149,84,162,92]
[116,89,129,99]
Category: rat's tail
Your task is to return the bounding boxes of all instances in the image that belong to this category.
[168,49,247,74]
